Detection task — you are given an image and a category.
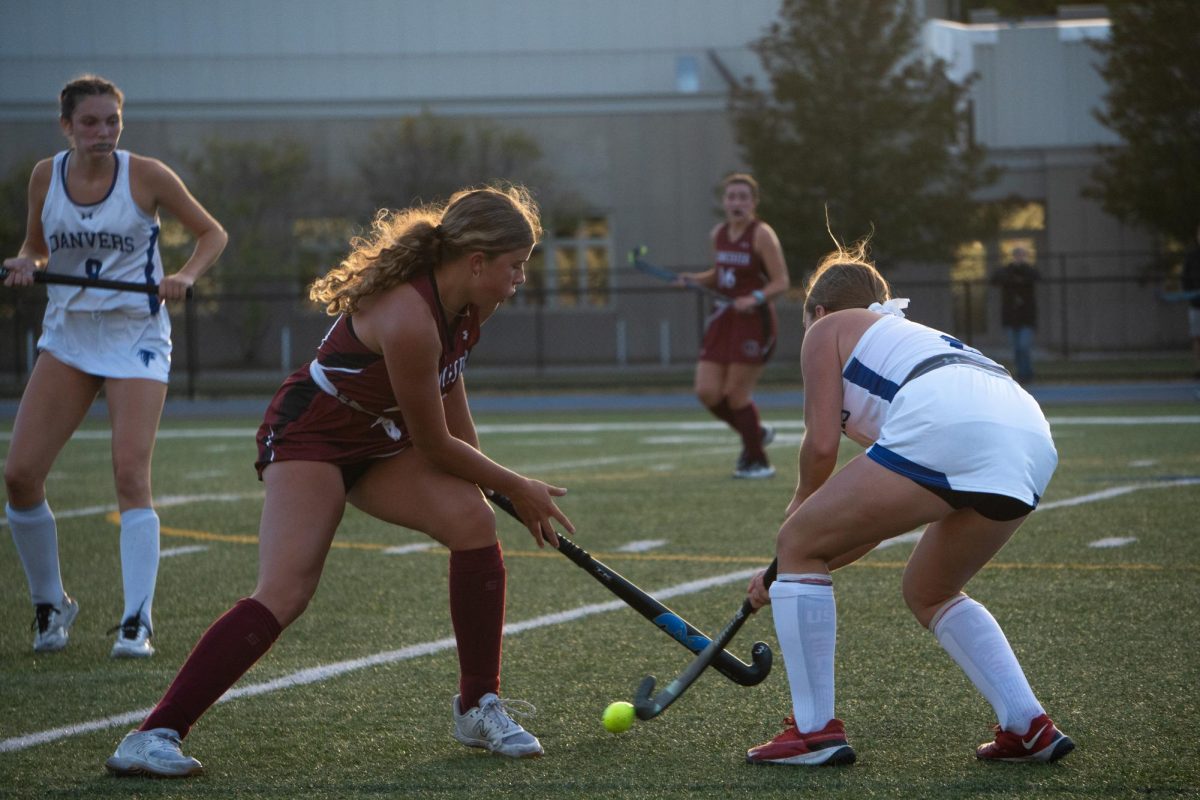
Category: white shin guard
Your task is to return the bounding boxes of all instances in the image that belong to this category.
[770,575,837,734]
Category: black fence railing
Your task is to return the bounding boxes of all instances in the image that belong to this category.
[1,265,1191,398]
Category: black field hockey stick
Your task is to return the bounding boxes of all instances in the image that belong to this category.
[629,246,730,305]
[633,558,777,721]
[0,267,193,298]
[488,493,772,687]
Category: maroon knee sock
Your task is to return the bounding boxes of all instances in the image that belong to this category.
[449,543,506,710]
[707,398,738,429]
[730,402,766,461]
[140,598,282,738]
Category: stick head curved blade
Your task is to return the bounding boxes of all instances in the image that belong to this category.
[633,675,660,720]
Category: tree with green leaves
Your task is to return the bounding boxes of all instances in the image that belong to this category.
[1087,1,1200,245]
[730,0,999,272]
[179,137,313,362]
[0,159,39,268]
[357,111,588,231]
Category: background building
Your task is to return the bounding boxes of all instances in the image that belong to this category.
[0,1,1181,380]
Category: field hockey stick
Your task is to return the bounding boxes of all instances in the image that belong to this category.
[488,493,772,687]
[0,267,192,298]
[633,558,777,721]
[628,246,730,305]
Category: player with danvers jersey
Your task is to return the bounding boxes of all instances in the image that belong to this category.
[676,173,790,479]
[105,185,575,777]
[2,75,227,659]
[742,238,1073,767]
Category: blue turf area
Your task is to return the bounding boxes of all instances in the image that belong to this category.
[0,380,1196,422]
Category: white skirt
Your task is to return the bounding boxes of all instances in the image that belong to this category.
[38,305,172,383]
[867,364,1057,507]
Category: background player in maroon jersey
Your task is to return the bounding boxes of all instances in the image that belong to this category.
[678,173,790,479]
[106,185,574,777]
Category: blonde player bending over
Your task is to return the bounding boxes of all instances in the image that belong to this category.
[743,239,1073,766]
[106,185,573,777]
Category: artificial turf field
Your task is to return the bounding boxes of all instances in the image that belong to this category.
[1,401,1198,799]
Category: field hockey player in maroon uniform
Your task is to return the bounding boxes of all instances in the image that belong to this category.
[676,173,790,479]
[106,185,574,777]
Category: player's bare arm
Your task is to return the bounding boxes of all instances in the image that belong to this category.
[131,155,227,300]
[1,160,53,287]
[792,314,843,514]
[366,286,572,545]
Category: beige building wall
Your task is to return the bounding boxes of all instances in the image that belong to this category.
[1,2,1182,369]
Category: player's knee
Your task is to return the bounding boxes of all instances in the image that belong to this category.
[459,494,496,532]
[695,387,723,407]
[3,462,42,504]
[901,578,946,628]
[111,463,151,505]
[427,492,496,550]
[253,584,316,628]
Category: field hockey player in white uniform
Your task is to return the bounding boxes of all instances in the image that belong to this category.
[743,238,1074,767]
[2,75,227,658]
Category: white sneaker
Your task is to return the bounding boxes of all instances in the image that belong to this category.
[32,595,79,653]
[734,458,776,480]
[761,425,776,448]
[110,617,155,659]
[105,728,203,777]
[452,693,543,758]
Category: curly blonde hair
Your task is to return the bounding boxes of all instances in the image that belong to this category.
[803,236,892,316]
[310,185,542,315]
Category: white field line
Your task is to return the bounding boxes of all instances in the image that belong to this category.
[3,413,1194,444]
[161,546,209,558]
[864,477,1200,551]
[0,567,759,754]
[1089,537,1138,549]
[1036,477,1200,510]
[616,539,669,553]
[382,543,438,555]
[0,492,262,528]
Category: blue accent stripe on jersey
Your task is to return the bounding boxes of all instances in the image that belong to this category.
[843,358,900,401]
[144,224,160,315]
[867,444,952,489]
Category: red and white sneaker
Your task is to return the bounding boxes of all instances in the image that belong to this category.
[976,713,1074,763]
[746,716,856,766]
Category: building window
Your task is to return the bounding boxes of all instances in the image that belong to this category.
[952,240,988,338]
[676,56,700,93]
[953,201,1046,336]
[520,217,612,308]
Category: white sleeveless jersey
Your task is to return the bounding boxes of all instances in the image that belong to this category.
[840,312,1000,447]
[837,308,1055,506]
[41,149,164,315]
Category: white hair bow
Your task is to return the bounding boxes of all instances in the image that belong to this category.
[867,298,910,318]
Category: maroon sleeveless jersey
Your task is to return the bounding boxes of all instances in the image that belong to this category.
[256,273,481,472]
[712,220,767,299]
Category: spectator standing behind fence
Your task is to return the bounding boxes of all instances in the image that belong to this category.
[1183,225,1200,379]
[991,247,1038,384]
[2,75,227,658]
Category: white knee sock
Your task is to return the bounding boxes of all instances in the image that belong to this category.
[931,596,1045,733]
[119,507,160,631]
[769,574,836,733]
[6,500,65,606]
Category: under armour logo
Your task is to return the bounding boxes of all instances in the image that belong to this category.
[80,211,94,220]
[138,349,157,367]
[462,330,469,341]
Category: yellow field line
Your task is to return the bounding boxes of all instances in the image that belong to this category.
[122,513,1197,574]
